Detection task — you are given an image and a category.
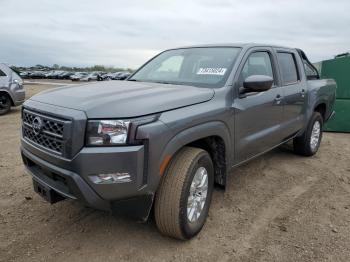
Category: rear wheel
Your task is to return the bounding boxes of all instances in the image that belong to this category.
[293,112,323,156]
[154,147,214,240]
[0,93,11,116]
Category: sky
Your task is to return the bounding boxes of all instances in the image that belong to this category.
[0,0,349,69]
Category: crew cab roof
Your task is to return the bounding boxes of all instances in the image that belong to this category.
[169,43,295,51]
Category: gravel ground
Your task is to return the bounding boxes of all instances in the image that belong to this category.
[1,81,350,262]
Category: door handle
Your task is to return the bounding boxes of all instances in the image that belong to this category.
[274,94,282,104]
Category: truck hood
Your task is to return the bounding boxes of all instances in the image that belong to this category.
[29,81,215,118]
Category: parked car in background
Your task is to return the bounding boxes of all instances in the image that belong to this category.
[57,72,75,80]
[47,71,64,79]
[43,71,53,78]
[54,71,66,79]
[70,72,88,81]
[29,71,46,79]
[19,71,31,79]
[80,72,100,81]
[97,72,107,81]
[118,72,131,80]
[0,63,25,115]
[17,69,132,81]
[20,44,336,239]
[106,72,121,80]
[108,72,131,80]
[98,72,113,81]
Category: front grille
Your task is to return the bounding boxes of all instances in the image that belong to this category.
[23,128,63,153]
[22,109,69,155]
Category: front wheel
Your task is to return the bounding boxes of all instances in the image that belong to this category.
[0,93,11,116]
[154,147,214,240]
[293,112,323,156]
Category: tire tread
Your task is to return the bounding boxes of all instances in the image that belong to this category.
[154,147,207,239]
[293,112,323,156]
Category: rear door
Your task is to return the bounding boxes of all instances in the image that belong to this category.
[233,48,285,163]
[275,49,307,137]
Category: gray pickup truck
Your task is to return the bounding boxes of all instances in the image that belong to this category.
[0,63,25,115]
[21,44,336,240]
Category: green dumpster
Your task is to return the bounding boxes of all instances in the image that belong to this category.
[324,99,350,132]
[320,53,350,132]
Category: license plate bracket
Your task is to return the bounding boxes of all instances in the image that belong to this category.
[33,179,65,204]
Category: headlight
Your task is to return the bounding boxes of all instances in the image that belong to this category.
[86,120,130,146]
[12,79,24,88]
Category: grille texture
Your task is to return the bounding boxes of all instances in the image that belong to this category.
[23,112,64,137]
[22,110,68,155]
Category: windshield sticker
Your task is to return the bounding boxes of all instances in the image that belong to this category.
[197,68,227,75]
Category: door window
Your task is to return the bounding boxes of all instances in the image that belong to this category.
[239,52,274,86]
[277,52,299,84]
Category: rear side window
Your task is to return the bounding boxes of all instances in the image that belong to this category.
[303,60,319,80]
[0,69,6,76]
[277,52,299,84]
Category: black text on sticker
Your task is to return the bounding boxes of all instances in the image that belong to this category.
[197,68,227,75]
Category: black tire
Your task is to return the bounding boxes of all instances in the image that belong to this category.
[293,112,323,156]
[154,147,214,240]
[0,93,11,116]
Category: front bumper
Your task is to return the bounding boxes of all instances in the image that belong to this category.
[21,139,154,220]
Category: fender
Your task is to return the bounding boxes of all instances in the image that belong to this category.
[159,121,232,182]
[306,97,328,121]
[301,89,329,135]
[304,79,336,124]
[316,94,334,121]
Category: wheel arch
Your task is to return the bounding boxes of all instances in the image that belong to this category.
[159,121,231,188]
[314,102,327,120]
[0,90,14,106]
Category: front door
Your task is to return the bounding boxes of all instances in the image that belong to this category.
[233,49,284,164]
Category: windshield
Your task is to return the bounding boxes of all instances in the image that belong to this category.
[129,47,241,88]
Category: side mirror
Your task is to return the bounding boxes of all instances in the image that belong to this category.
[243,75,273,93]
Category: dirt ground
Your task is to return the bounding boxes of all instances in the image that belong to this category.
[1,81,350,262]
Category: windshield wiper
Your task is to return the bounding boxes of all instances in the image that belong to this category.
[128,79,172,85]
[152,81,172,85]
